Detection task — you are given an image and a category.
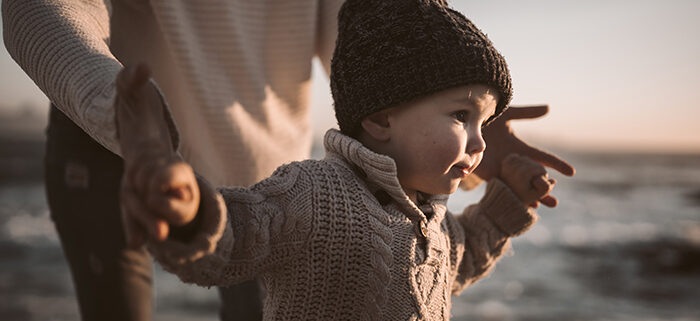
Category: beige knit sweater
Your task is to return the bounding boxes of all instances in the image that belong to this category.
[150,129,538,321]
[2,0,343,186]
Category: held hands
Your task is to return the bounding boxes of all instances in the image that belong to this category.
[473,105,575,181]
[473,105,569,208]
[500,154,557,208]
[116,64,200,248]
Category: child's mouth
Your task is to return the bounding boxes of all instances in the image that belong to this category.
[452,164,471,178]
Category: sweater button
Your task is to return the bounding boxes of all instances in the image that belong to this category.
[419,221,428,238]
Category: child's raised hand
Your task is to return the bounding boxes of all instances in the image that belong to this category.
[500,153,558,208]
[115,64,200,248]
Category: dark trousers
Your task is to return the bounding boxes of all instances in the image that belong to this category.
[44,105,262,320]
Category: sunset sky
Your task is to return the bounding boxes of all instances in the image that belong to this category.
[2,0,699,153]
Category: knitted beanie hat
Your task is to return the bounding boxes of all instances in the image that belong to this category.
[331,0,513,136]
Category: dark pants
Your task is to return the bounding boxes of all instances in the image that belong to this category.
[45,106,262,320]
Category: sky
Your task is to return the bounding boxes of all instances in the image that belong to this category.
[2,0,700,153]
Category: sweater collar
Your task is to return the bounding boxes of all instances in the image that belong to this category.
[323,129,448,223]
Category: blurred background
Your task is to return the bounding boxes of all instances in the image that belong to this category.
[1,1,699,320]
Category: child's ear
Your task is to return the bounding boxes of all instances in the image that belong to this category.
[360,110,391,141]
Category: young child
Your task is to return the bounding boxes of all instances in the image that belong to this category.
[117,0,557,320]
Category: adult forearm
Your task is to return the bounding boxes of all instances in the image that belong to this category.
[2,0,124,154]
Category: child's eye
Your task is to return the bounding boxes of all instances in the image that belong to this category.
[452,110,469,123]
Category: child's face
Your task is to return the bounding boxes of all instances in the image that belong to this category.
[385,84,498,200]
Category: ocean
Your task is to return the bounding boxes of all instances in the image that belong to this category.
[1,140,699,321]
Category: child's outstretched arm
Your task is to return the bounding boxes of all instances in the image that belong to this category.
[115,64,202,247]
[449,153,557,294]
[116,66,314,286]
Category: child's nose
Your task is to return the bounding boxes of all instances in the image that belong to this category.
[466,131,486,155]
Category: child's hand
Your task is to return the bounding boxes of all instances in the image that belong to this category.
[115,64,200,248]
[500,153,558,208]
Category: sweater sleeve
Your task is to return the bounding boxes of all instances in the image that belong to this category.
[148,163,314,287]
[448,178,538,295]
[1,0,178,155]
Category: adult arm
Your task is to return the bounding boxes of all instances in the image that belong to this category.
[2,0,176,155]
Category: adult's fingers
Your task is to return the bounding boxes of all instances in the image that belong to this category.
[501,105,549,121]
[115,64,172,161]
[115,65,152,128]
[124,155,175,195]
[523,145,576,176]
[121,185,170,241]
[540,195,558,208]
[538,178,558,208]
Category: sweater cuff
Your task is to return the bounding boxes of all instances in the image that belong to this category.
[148,176,227,265]
[480,178,538,237]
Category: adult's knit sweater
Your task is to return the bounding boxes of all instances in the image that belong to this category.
[2,0,343,186]
[150,129,538,321]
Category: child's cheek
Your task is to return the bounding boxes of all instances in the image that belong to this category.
[433,134,464,171]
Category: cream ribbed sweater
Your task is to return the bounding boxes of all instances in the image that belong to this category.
[150,129,538,321]
[2,0,343,186]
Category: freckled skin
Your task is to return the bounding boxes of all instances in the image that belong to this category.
[383,84,498,201]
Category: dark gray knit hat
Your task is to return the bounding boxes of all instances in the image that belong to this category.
[331,0,513,136]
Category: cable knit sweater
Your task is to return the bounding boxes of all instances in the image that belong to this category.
[2,0,343,186]
[149,129,538,321]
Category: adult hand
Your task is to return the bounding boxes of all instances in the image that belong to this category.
[115,64,200,248]
[468,105,575,186]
